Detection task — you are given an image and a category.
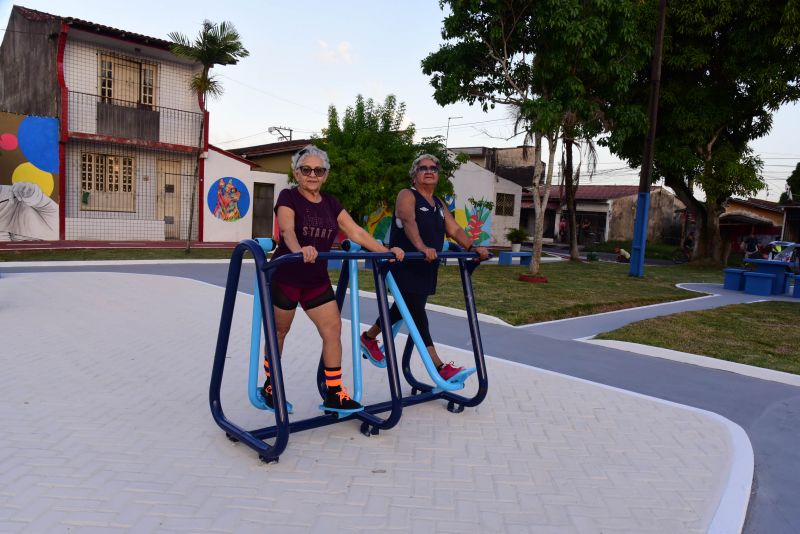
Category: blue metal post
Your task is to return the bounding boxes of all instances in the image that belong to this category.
[629,192,650,278]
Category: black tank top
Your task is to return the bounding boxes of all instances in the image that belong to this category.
[389,188,446,295]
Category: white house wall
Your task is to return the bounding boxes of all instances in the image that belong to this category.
[64,141,195,240]
[493,175,522,245]
[203,149,288,242]
[450,160,522,246]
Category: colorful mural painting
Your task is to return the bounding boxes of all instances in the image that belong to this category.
[0,112,60,240]
[363,195,494,247]
[365,202,393,243]
[207,177,250,222]
[463,197,493,245]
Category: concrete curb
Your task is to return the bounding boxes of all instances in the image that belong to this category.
[582,338,800,388]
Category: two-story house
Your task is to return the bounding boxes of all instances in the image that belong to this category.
[0,5,205,241]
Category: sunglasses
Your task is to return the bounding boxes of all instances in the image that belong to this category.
[298,166,328,177]
[417,165,440,173]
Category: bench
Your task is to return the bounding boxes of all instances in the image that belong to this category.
[498,251,532,266]
[793,274,800,298]
[743,271,775,296]
[723,268,746,291]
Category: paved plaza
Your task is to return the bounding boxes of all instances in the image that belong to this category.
[0,272,753,533]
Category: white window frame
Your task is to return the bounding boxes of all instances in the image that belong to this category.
[98,53,158,109]
[495,192,515,216]
[80,152,136,212]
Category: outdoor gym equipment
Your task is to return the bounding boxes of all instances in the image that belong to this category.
[209,238,488,462]
[210,238,404,463]
[357,241,487,410]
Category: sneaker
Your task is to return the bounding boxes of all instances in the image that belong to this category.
[262,379,275,410]
[323,386,363,412]
[261,379,293,413]
[438,362,465,381]
[360,332,385,366]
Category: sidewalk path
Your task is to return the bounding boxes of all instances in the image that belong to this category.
[0,272,749,533]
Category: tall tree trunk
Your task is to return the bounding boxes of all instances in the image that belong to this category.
[185,93,207,252]
[700,198,725,263]
[563,139,580,260]
[529,133,556,275]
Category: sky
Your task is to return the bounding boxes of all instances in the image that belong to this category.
[2,0,798,201]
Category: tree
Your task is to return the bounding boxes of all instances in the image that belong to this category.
[780,163,800,204]
[168,21,249,250]
[604,0,800,262]
[422,0,653,270]
[314,94,461,224]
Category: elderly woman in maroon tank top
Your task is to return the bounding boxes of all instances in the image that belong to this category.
[265,144,404,414]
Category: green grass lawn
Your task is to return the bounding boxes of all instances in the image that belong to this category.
[596,301,800,375]
[335,260,724,325]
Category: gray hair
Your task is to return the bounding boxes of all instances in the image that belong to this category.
[409,153,440,180]
[291,144,330,170]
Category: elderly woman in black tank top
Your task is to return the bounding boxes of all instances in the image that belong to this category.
[360,154,489,379]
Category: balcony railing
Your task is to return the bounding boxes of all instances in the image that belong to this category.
[67,91,203,148]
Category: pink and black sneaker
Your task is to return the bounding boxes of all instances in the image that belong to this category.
[438,361,465,381]
[360,332,386,368]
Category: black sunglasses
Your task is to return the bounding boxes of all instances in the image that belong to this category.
[298,166,328,177]
[417,165,439,173]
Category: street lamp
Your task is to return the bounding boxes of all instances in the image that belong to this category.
[445,116,462,147]
[268,126,293,141]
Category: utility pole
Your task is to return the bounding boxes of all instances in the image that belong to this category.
[630,0,667,277]
[268,126,293,141]
[445,116,462,147]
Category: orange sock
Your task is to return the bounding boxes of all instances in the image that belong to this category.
[324,367,343,390]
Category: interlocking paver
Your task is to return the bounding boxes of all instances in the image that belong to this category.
[0,272,748,533]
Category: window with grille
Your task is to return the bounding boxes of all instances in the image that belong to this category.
[98,53,157,108]
[80,153,136,212]
[495,193,515,216]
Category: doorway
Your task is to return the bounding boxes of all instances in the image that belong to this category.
[252,182,274,239]
[157,160,182,239]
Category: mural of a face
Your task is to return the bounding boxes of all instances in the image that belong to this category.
[208,177,249,222]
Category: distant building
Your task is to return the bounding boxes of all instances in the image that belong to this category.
[0,5,284,243]
[523,185,681,244]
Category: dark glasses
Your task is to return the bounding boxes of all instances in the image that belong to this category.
[298,166,328,177]
[417,165,439,173]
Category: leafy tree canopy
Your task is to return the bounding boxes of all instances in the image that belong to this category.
[422,0,654,141]
[780,162,800,204]
[313,94,460,222]
[168,20,249,106]
[604,0,800,211]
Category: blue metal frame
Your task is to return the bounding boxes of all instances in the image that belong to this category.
[209,239,488,463]
[629,192,650,278]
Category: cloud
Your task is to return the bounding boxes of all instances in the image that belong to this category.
[316,40,353,64]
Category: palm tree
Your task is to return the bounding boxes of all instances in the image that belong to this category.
[168,21,249,250]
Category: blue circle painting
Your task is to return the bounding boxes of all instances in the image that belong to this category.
[207,177,250,221]
[17,116,59,174]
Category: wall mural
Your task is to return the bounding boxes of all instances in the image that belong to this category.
[207,177,250,222]
[364,195,493,247]
[0,112,60,241]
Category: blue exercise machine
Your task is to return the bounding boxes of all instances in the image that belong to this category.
[209,238,488,463]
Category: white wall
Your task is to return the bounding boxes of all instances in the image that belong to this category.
[202,148,288,242]
[493,175,523,245]
[449,160,522,246]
